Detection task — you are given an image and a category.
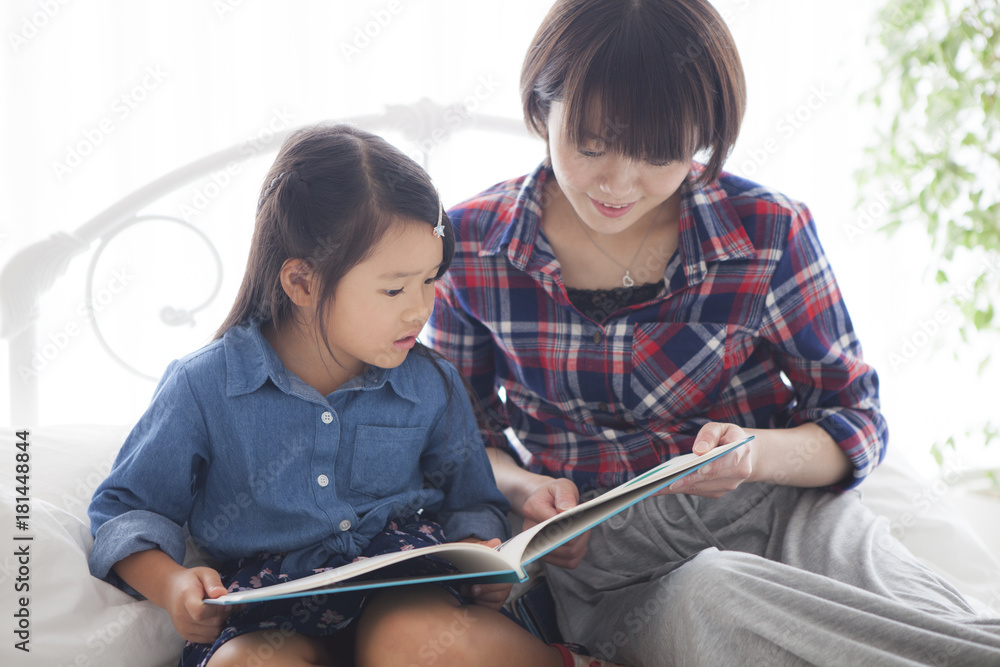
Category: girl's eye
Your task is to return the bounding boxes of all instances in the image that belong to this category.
[579,149,603,158]
[423,277,436,285]
[648,159,673,167]
[384,288,404,297]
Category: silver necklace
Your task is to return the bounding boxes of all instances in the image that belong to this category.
[574,211,658,287]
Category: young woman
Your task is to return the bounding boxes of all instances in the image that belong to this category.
[89,125,623,667]
[427,1,1000,664]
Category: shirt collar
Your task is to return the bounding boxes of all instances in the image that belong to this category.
[222,321,421,404]
[479,161,756,287]
[677,165,757,285]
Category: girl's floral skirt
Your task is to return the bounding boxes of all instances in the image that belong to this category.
[181,515,467,666]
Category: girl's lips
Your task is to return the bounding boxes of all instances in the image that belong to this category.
[393,336,416,351]
[589,197,636,218]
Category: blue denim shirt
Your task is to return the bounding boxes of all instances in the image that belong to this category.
[88,321,510,583]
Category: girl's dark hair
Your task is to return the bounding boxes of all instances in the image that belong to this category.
[521,0,746,183]
[215,123,454,340]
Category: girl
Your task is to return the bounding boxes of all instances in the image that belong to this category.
[428,1,1000,665]
[88,125,622,667]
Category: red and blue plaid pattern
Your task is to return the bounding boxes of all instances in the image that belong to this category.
[427,163,886,494]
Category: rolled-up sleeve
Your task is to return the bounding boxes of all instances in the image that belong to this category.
[761,204,888,488]
[88,362,210,582]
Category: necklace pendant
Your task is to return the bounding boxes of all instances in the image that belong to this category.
[622,271,635,288]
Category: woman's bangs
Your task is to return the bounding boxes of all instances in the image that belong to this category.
[566,70,711,164]
[565,52,702,165]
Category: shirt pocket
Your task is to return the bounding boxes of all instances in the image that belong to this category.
[350,425,426,499]
[625,322,729,422]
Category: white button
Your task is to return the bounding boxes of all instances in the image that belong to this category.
[317,474,329,487]
[321,411,333,424]
[339,519,352,531]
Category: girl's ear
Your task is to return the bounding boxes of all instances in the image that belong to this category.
[278,258,317,308]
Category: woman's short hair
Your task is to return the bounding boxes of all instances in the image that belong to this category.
[521,0,746,183]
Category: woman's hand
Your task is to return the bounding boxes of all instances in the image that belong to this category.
[485,447,590,569]
[662,422,755,498]
[520,477,590,569]
[663,421,851,495]
[161,566,233,644]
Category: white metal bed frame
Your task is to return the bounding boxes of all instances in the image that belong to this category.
[0,100,528,425]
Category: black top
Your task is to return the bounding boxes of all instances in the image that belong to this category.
[565,281,662,323]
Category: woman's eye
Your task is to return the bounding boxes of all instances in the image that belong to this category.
[579,149,603,158]
[385,288,404,297]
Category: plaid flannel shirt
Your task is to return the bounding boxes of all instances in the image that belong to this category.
[427,163,887,494]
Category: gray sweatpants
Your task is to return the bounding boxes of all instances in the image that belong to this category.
[543,482,1000,666]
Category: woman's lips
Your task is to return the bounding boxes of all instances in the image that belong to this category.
[589,197,636,218]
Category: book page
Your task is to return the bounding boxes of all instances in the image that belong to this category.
[498,436,753,565]
[206,538,521,605]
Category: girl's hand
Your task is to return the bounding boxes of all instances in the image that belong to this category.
[162,566,232,644]
[662,422,756,498]
[520,477,590,569]
[457,538,513,609]
[467,581,513,609]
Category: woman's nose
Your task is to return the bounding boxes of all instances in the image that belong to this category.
[598,157,638,198]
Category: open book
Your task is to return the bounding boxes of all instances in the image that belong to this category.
[205,436,753,605]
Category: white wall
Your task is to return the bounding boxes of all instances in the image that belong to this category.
[1,0,995,476]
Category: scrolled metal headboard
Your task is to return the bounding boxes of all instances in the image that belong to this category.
[0,100,529,424]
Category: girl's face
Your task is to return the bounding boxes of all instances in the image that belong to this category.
[546,101,691,235]
[321,219,443,375]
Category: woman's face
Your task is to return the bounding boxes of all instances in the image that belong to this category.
[546,100,691,236]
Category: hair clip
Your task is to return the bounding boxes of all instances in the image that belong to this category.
[432,204,445,238]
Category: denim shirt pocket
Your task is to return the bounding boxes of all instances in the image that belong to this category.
[350,425,427,499]
[625,322,729,422]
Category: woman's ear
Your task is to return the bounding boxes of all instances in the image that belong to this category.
[278,258,317,308]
